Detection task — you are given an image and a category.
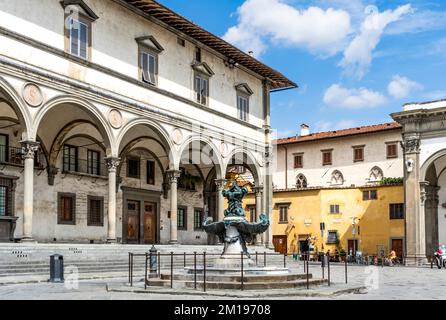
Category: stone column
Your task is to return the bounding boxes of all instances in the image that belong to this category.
[215,179,228,221]
[20,141,39,243]
[425,185,440,256]
[253,186,263,245]
[402,134,426,265]
[264,127,274,249]
[167,170,181,244]
[105,157,120,243]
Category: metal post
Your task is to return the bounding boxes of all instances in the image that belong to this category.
[194,252,197,289]
[345,254,348,284]
[170,252,174,289]
[284,253,286,268]
[184,252,186,268]
[321,252,325,279]
[256,251,258,265]
[203,252,207,292]
[431,255,433,269]
[128,253,131,284]
[144,253,148,290]
[264,251,266,267]
[241,252,244,291]
[306,254,309,290]
[327,253,331,287]
[158,252,161,278]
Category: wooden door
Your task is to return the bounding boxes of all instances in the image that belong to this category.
[143,202,156,244]
[391,239,404,260]
[126,200,140,243]
[273,235,287,254]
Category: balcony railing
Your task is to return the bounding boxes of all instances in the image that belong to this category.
[63,158,107,177]
[0,146,45,169]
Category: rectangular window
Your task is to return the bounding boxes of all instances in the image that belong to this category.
[69,18,89,59]
[353,147,364,162]
[146,160,155,185]
[390,203,404,220]
[249,206,256,223]
[87,150,100,176]
[237,95,249,122]
[0,134,8,163]
[178,207,187,230]
[194,208,203,230]
[195,47,202,62]
[363,190,378,201]
[279,206,288,223]
[387,143,398,159]
[294,155,303,168]
[322,151,332,166]
[127,158,140,179]
[141,51,157,85]
[195,74,208,105]
[63,145,78,172]
[88,196,103,226]
[58,193,76,225]
[327,231,338,244]
[0,186,7,216]
[177,37,185,47]
[330,204,340,214]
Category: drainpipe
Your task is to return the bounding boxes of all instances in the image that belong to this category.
[284,145,288,189]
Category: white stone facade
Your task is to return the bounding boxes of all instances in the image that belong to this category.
[0,0,294,244]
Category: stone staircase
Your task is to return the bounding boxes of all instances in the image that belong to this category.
[0,244,280,285]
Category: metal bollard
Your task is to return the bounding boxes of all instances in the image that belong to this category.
[345,255,348,284]
[306,255,309,290]
[145,253,148,289]
[327,254,331,287]
[194,252,197,289]
[203,252,207,292]
[170,252,174,289]
[241,252,244,291]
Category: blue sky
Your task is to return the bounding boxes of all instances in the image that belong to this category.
[159,0,446,138]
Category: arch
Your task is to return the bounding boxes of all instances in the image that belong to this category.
[177,135,224,180]
[0,76,32,138]
[331,170,344,185]
[421,149,446,182]
[47,120,105,166]
[117,118,174,167]
[296,174,308,188]
[118,146,167,179]
[32,95,115,155]
[224,147,262,184]
[369,166,384,182]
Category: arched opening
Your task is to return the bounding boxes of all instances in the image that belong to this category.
[369,166,384,183]
[331,170,344,186]
[117,121,173,244]
[296,174,308,189]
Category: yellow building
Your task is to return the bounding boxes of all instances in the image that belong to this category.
[245,183,405,259]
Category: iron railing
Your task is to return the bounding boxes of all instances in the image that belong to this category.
[0,145,45,168]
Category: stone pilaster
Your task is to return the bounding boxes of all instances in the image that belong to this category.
[20,141,40,243]
[401,133,426,265]
[215,179,228,221]
[105,157,120,243]
[167,170,181,244]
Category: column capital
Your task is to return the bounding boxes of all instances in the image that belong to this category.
[167,170,181,184]
[402,133,421,154]
[215,179,228,190]
[253,185,264,196]
[20,141,40,160]
[105,157,121,172]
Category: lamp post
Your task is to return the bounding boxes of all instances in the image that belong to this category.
[320,222,325,252]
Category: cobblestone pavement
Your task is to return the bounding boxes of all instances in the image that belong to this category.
[0,264,445,300]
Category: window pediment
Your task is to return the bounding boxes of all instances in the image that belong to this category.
[191,61,214,77]
[60,0,99,21]
[136,36,165,53]
[235,83,254,96]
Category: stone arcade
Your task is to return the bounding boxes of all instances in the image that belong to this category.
[0,0,296,244]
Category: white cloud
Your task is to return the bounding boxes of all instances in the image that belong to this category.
[386,10,446,35]
[387,75,423,99]
[340,4,412,79]
[323,84,387,109]
[315,119,356,132]
[223,0,351,57]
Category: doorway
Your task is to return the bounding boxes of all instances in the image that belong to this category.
[347,239,358,255]
[273,235,287,254]
[391,238,404,261]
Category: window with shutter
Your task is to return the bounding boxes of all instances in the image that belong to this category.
[353,147,364,162]
[194,209,203,230]
[88,196,103,226]
[0,134,8,163]
[58,193,76,225]
[141,51,157,85]
[69,18,89,59]
[63,145,78,173]
[178,207,187,230]
[322,151,332,165]
[87,150,100,175]
[195,74,209,105]
[387,143,398,158]
[327,231,338,244]
[237,95,249,121]
[294,155,303,168]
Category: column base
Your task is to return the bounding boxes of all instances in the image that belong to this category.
[20,238,37,244]
[404,254,428,266]
[106,239,117,244]
[169,240,178,245]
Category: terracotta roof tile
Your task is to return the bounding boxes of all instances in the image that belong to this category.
[275,122,402,145]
